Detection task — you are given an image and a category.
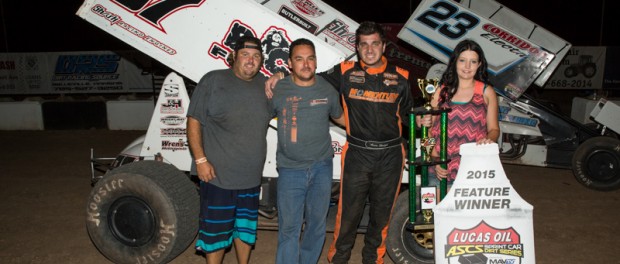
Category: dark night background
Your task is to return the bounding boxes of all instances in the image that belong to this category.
[0,0,618,53]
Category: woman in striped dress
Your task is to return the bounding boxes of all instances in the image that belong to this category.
[428,39,500,187]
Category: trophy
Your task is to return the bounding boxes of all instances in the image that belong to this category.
[420,137,436,162]
[417,79,439,110]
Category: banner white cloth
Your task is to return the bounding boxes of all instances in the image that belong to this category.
[434,143,535,264]
[0,51,152,95]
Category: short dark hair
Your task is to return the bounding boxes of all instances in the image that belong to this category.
[355,21,386,46]
[289,38,315,59]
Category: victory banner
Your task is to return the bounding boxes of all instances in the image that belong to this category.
[434,143,535,264]
[398,0,564,100]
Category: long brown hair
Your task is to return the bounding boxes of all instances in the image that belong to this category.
[439,39,490,104]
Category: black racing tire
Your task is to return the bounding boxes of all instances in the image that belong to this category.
[572,137,620,191]
[386,190,434,264]
[86,161,199,264]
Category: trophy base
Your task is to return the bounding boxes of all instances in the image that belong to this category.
[405,221,434,231]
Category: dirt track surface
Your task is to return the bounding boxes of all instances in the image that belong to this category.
[0,130,619,264]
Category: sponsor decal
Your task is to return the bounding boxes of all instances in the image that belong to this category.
[421,191,436,205]
[261,28,292,75]
[482,24,541,55]
[310,98,328,106]
[89,4,177,55]
[161,128,187,136]
[160,115,186,126]
[349,88,398,103]
[162,82,180,97]
[383,72,397,80]
[278,6,318,34]
[161,99,184,114]
[161,138,188,151]
[382,72,398,86]
[383,79,397,86]
[444,221,524,263]
[349,76,365,84]
[350,70,365,77]
[208,20,292,76]
[290,0,325,17]
[318,19,356,52]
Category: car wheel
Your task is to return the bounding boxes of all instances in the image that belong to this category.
[572,137,620,191]
[86,161,199,264]
[387,190,434,263]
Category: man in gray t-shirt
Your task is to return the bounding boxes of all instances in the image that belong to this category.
[186,36,272,264]
[270,38,344,264]
[187,68,271,189]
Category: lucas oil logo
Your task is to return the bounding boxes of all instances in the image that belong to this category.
[444,221,524,263]
[209,20,292,77]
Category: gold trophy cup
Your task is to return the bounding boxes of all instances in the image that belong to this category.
[417,79,439,110]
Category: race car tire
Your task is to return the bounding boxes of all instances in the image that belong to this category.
[86,160,199,264]
[387,190,434,264]
[572,137,620,191]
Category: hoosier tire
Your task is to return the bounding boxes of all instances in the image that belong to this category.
[572,137,620,191]
[386,190,434,264]
[86,161,199,264]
